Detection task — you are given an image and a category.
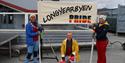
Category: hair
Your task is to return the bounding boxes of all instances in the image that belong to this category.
[67,32,73,35]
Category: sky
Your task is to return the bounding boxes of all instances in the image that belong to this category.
[61,0,125,8]
[96,0,125,9]
[3,0,125,9]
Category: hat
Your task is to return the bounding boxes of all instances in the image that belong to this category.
[29,14,36,18]
[99,15,107,21]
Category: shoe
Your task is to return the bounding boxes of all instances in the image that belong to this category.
[24,58,30,63]
[32,57,39,63]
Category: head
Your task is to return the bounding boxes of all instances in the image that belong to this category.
[99,18,105,24]
[67,32,72,41]
[30,14,36,23]
[98,15,106,24]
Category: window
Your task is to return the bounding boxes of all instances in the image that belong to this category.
[8,14,14,24]
[42,24,89,30]
[3,14,6,24]
[52,0,59,1]
[0,14,25,29]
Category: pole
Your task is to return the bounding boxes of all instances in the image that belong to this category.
[39,35,41,63]
[37,0,42,62]
[89,38,95,63]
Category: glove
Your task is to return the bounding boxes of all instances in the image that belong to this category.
[38,27,43,32]
[69,55,75,61]
[62,57,65,61]
[71,54,74,56]
[59,60,65,63]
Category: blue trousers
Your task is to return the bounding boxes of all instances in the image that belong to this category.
[27,41,39,53]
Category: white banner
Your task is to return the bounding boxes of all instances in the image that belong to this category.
[38,1,97,24]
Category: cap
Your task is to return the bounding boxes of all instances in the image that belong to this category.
[99,15,107,21]
[29,14,36,18]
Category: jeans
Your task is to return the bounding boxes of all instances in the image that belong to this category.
[27,41,39,53]
[65,56,76,63]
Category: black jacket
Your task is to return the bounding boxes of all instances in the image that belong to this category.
[94,23,109,40]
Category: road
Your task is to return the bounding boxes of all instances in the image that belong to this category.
[0,33,125,63]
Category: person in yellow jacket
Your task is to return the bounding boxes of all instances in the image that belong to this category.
[60,32,80,63]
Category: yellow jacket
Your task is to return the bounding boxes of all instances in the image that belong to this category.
[60,39,80,62]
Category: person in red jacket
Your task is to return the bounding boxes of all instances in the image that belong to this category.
[93,15,109,63]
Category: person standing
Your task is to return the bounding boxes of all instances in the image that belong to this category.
[93,15,109,63]
[24,14,41,63]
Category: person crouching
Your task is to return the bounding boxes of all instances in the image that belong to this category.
[60,32,80,63]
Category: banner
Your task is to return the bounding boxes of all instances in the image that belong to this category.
[38,1,97,24]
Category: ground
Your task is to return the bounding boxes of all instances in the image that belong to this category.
[0,33,125,63]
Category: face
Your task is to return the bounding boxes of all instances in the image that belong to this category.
[30,15,36,23]
[99,18,105,24]
[67,32,72,41]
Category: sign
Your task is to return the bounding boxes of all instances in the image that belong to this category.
[38,1,97,24]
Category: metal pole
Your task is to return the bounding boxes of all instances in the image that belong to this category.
[116,5,119,36]
[37,1,42,63]
[89,39,95,63]
[9,41,12,58]
[39,35,42,63]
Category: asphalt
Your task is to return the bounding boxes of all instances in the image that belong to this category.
[0,33,125,63]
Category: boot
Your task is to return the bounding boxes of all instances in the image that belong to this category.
[24,58,30,63]
[32,57,39,63]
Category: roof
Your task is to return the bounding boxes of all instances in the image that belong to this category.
[0,0,37,13]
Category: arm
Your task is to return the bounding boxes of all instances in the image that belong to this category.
[73,40,79,55]
[100,25,109,34]
[103,25,109,32]
[38,24,44,32]
[60,41,65,60]
[26,24,38,36]
[61,42,65,57]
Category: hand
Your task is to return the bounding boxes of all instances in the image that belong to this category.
[71,54,74,56]
[38,31,41,35]
[59,60,65,63]
[69,55,75,61]
[62,57,65,61]
[38,27,44,32]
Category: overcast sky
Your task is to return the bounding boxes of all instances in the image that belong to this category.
[68,0,125,8]
[3,0,125,9]
[96,0,125,8]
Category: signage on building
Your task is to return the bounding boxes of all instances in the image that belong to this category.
[38,1,97,24]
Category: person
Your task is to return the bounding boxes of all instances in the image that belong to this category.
[93,15,109,63]
[24,14,42,63]
[60,32,80,63]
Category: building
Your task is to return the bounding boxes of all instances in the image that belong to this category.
[0,0,94,46]
[0,0,38,45]
[98,8,118,32]
[0,0,37,29]
[117,5,125,33]
[98,5,125,33]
